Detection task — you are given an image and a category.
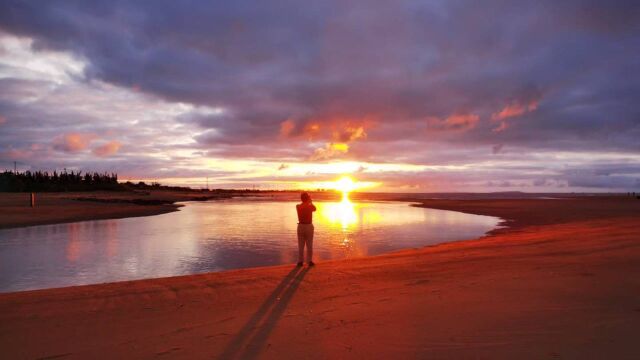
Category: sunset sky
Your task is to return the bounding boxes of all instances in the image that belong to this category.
[0,1,638,192]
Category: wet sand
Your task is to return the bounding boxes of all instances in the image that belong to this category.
[0,196,639,359]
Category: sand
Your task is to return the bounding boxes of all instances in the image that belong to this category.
[0,190,236,229]
[0,196,639,359]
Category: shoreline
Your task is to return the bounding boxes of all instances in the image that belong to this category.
[0,195,503,294]
[1,203,183,230]
[0,190,348,230]
[0,190,243,230]
[1,195,639,358]
[0,190,617,231]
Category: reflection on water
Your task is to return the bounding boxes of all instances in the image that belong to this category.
[321,197,358,229]
[0,200,499,292]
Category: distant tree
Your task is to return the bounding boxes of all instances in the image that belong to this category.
[0,170,122,192]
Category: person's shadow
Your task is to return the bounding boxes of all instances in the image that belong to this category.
[218,266,310,359]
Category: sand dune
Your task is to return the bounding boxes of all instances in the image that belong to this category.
[0,196,639,359]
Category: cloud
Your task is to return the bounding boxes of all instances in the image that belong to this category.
[278,119,324,141]
[565,173,639,189]
[0,145,39,161]
[53,133,96,153]
[491,87,543,132]
[334,125,367,142]
[92,141,121,157]
[492,101,539,122]
[279,120,295,138]
[277,118,370,159]
[0,1,639,190]
[310,143,349,161]
[427,113,480,132]
[491,100,539,132]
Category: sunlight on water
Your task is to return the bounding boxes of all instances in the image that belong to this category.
[318,197,359,230]
[0,200,500,292]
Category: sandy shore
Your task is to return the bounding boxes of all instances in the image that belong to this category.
[1,196,639,359]
[0,190,238,229]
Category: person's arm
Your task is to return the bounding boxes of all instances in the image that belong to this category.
[310,203,316,212]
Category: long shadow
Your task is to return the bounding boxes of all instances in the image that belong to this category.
[219,266,310,360]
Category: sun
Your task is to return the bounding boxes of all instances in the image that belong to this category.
[305,175,378,198]
[334,176,356,199]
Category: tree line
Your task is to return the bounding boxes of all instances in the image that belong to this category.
[1,169,277,193]
[0,170,120,192]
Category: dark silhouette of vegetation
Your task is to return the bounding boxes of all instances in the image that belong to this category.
[0,169,341,194]
[0,170,271,193]
[0,170,120,192]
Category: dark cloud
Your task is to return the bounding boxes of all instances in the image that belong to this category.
[0,0,639,190]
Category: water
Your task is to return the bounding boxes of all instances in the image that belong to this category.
[0,199,500,292]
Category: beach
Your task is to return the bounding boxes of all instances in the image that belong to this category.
[0,190,239,229]
[0,195,639,359]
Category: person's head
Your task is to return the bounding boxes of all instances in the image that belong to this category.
[301,192,311,203]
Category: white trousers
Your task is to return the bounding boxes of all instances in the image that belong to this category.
[297,224,314,263]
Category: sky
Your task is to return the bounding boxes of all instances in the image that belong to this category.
[0,0,638,192]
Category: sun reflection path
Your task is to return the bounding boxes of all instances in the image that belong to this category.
[337,197,358,230]
[317,197,358,251]
[319,197,357,227]
[317,175,386,253]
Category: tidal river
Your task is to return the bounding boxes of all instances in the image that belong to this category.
[0,199,500,292]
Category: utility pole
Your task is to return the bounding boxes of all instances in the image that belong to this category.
[206,176,209,191]
[14,161,17,174]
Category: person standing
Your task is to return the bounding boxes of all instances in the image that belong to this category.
[296,192,316,266]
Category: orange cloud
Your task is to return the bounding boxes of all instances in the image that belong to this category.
[334,125,367,142]
[281,117,373,160]
[427,113,479,131]
[92,141,122,157]
[310,142,349,160]
[303,122,322,139]
[53,133,96,152]
[491,98,539,132]
[280,119,322,140]
[312,122,369,160]
[492,101,538,121]
[279,119,295,137]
